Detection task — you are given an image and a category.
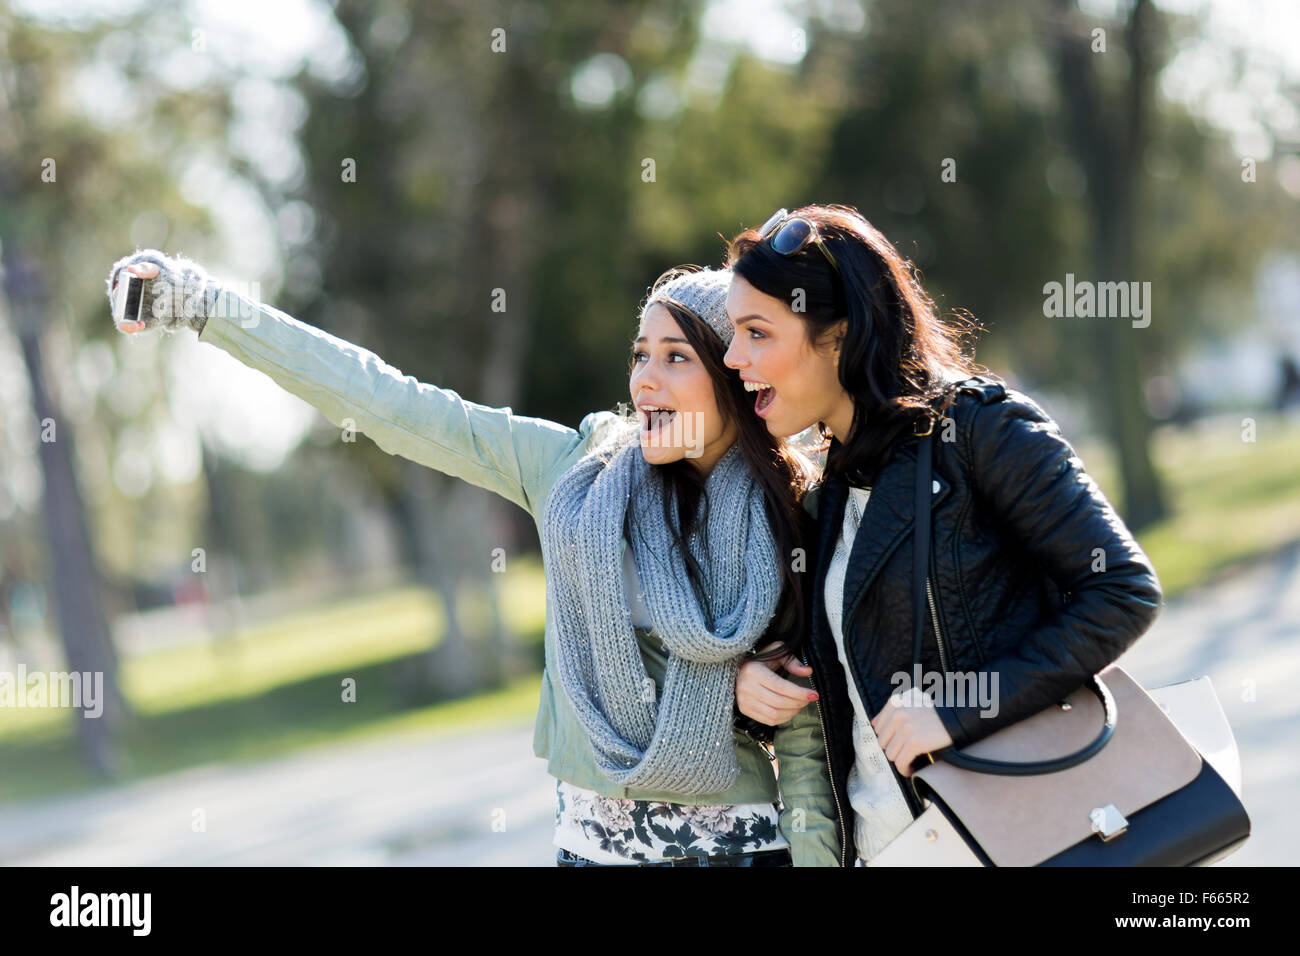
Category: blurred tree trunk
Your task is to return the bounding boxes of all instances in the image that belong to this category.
[3,248,129,777]
[399,462,481,696]
[1050,0,1168,529]
[455,40,550,686]
[199,442,248,643]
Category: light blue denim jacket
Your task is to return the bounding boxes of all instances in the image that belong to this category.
[197,291,841,865]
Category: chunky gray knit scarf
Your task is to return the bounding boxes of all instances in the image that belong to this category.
[541,430,782,795]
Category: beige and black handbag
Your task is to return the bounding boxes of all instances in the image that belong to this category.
[868,421,1251,867]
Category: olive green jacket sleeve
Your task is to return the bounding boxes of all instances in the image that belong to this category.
[197,289,619,516]
[773,676,843,867]
[771,481,843,866]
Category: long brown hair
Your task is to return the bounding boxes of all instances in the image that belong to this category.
[726,204,985,486]
[622,267,817,647]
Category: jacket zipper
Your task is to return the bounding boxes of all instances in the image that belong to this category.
[741,723,776,761]
[924,576,950,673]
[804,659,850,868]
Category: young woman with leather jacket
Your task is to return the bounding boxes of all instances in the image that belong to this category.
[725,204,1164,867]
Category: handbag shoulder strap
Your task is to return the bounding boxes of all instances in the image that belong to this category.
[911,422,933,670]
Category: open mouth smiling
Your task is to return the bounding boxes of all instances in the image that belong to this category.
[742,379,776,413]
[638,403,678,432]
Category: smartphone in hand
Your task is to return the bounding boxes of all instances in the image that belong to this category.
[112,272,145,331]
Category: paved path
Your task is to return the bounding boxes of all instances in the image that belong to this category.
[0,722,556,866]
[1111,540,1300,866]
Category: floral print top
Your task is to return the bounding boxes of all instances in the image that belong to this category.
[553,779,790,864]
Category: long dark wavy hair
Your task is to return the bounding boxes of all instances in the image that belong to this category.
[725,204,985,486]
[619,266,817,654]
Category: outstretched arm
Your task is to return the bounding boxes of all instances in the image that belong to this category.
[106,251,622,516]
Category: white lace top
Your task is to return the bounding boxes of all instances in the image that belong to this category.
[823,485,917,865]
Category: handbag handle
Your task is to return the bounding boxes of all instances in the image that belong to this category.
[911,415,1117,776]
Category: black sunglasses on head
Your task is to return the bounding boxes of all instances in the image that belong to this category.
[757,208,839,274]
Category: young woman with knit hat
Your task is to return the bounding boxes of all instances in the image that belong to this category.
[104,251,834,866]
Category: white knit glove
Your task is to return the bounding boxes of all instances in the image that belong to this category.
[105,249,223,335]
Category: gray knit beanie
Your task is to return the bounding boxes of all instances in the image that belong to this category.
[639,267,735,346]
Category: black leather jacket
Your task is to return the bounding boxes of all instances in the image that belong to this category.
[798,374,1163,866]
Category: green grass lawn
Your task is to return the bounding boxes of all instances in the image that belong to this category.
[0,560,550,805]
[2,411,1298,806]
[1074,410,1300,599]
[0,666,545,804]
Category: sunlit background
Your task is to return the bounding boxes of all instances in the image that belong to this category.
[0,0,1297,865]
